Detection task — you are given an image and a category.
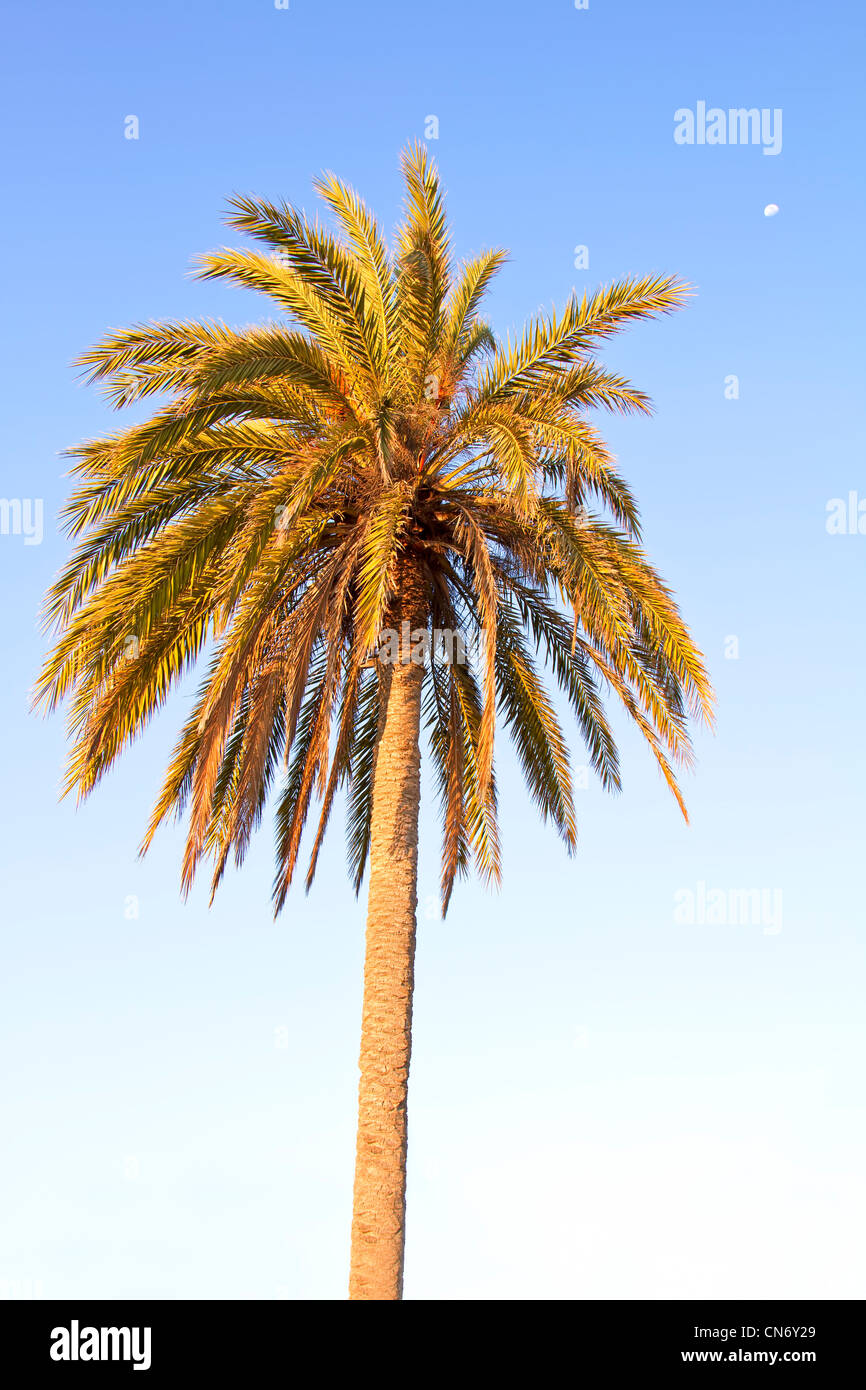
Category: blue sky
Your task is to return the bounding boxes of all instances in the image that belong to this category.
[1,0,864,1299]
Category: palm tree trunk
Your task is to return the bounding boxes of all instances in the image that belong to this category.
[348,595,426,1301]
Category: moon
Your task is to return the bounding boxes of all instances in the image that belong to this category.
[764,204,780,217]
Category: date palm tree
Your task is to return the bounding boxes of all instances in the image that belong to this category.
[37,145,713,1300]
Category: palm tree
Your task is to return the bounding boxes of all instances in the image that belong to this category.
[37,145,714,1301]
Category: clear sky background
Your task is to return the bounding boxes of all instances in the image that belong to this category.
[1,0,864,1300]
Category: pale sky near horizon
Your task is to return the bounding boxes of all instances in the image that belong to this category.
[1,0,864,1300]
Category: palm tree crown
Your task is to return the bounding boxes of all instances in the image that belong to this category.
[37,144,713,916]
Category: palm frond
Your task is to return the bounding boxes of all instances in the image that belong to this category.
[38,145,712,913]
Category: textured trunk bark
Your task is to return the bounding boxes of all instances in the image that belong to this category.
[348,584,426,1301]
